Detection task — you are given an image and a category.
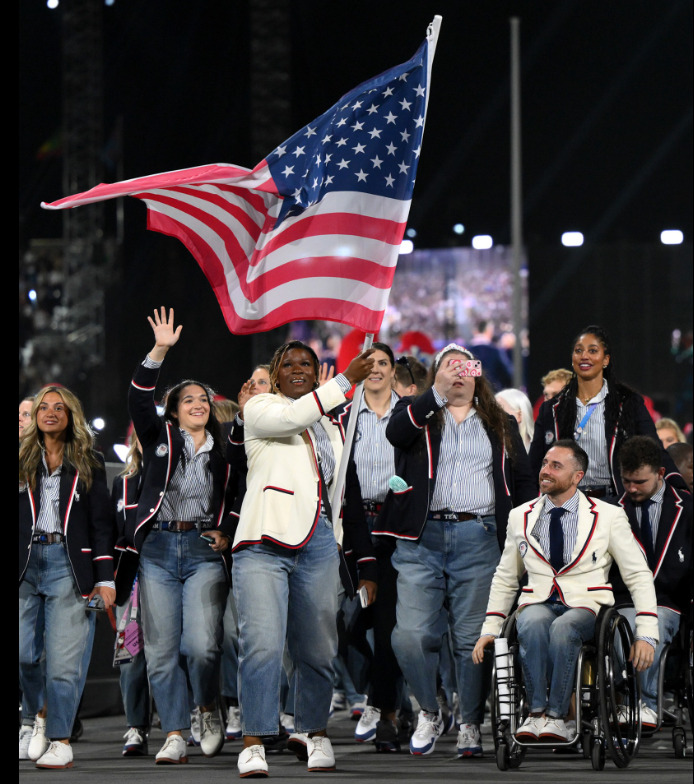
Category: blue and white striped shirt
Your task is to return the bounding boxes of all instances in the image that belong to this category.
[353,391,398,503]
[575,381,612,488]
[633,479,665,543]
[531,490,581,565]
[430,405,495,515]
[36,456,62,534]
[159,428,215,523]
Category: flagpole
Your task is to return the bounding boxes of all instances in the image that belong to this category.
[331,332,374,527]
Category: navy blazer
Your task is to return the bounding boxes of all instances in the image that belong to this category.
[19,453,115,596]
[530,386,686,496]
[127,359,238,554]
[610,481,692,614]
[111,471,143,604]
[373,387,536,549]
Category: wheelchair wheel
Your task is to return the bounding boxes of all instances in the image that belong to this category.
[673,728,686,759]
[590,737,606,771]
[597,608,641,768]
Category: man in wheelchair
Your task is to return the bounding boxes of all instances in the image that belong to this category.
[473,439,658,743]
[613,435,692,729]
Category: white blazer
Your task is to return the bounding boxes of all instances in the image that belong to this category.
[481,491,659,641]
[232,378,348,550]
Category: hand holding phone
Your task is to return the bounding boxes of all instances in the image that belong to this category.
[86,595,105,612]
[358,585,369,608]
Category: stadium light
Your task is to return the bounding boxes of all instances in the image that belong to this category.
[47,0,59,8]
[113,444,129,462]
[471,234,493,250]
[399,239,414,254]
[406,227,417,238]
[452,223,465,235]
[561,231,584,247]
[91,417,106,431]
[660,229,683,245]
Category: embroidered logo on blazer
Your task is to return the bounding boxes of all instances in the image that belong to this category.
[518,540,528,558]
[156,444,169,457]
[545,430,554,445]
[117,498,125,513]
[678,548,684,563]
[74,492,80,502]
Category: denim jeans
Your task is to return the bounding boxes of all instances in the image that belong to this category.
[115,599,150,729]
[19,543,96,739]
[232,515,340,736]
[618,605,680,711]
[220,589,240,700]
[391,515,500,723]
[516,602,596,717]
[138,530,228,733]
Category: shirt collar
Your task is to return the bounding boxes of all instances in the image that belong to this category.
[544,489,580,514]
[180,428,214,456]
[576,379,609,407]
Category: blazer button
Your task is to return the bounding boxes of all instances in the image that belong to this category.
[159,491,164,496]
[150,508,155,513]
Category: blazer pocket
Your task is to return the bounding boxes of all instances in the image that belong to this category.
[263,485,295,496]
[587,586,613,593]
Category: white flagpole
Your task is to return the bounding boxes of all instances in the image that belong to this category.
[331,333,374,527]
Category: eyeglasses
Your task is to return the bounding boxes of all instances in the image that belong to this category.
[395,355,416,386]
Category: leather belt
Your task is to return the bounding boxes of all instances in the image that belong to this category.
[151,521,216,532]
[430,511,476,522]
[32,533,65,544]
[363,501,383,513]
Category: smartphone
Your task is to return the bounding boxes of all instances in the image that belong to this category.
[200,533,215,544]
[86,595,105,612]
[358,585,369,609]
[456,359,482,377]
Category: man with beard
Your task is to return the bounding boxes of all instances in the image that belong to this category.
[473,440,657,744]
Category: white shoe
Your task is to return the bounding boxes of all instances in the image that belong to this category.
[237,744,268,777]
[515,714,546,740]
[354,705,381,742]
[155,734,189,764]
[409,710,444,755]
[640,702,658,728]
[456,723,483,757]
[539,717,574,742]
[307,735,335,772]
[122,726,148,756]
[28,716,49,761]
[280,712,295,733]
[226,705,242,740]
[187,707,201,746]
[35,741,73,769]
[287,732,309,761]
[19,725,33,760]
[199,709,224,757]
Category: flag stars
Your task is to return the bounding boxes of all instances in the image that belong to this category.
[382,86,394,98]
[336,137,348,147]
[414,115,425,128]
[275,144,287,158]
[305,126,317,138]
[400,129,411,142]
[384,173,395,187]
[321,134,332,144]
[281,165,295,177]
[352,143,366,154]
[352,100,363,110]
[292,145,306,157]
[368,127,382,139]
[385,142,398,156]
[384,111,398,124]
[337,159,350,170]
[398,161,410,175]
[414,84,426,97]
[336,117,348,127]
[399,98,412,111]
[355,169,368,182]
[351,120,364,131]
[366,103,379,114]
[370,155,383,169]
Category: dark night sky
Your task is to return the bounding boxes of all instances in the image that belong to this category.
[20,0,693,248]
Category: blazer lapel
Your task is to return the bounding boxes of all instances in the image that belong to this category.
[524,497,547,561]
[562,492,599,571]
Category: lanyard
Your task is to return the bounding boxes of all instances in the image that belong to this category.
[574,403,598,441]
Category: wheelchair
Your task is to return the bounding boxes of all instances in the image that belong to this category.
[637,611,693,759]
[490,605,641,771]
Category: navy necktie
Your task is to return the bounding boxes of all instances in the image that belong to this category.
[640,500,655,570]
[549,507,566,573]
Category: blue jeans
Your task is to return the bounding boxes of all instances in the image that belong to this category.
[115,598,150,729]
[19,543,96,739]
[232,515,340,736]
[138,530,228,733]
[618,606,680,711]
[220,589,240,700]
[516,602,596,717]
[391,515,500,723]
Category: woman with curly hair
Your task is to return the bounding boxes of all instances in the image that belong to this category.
[374,343,535,759]
[19,386,115,769]
[529,325,684,497]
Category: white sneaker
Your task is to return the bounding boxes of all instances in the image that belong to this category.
[28,716,49,761]
[122,726,148,756]
[155,734,189,764]
[280,712,295,733]
[237,744,268,777]
[307,735,335,772]
[226,705,242,740]
[35,741,73,769]
[640,702,658,728]
[187,707,201,746]
[354,705,381,742]
[409,709,444,755]
[539,717,574,742]
[199,709,224,757]
[19,725,33,760]
[349,699,367,720]
[287,732,309,761]
[515,714,546,740]
[456,723,483,757]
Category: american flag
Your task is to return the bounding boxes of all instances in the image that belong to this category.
[42,19,440,335]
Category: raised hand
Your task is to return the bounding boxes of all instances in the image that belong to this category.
[343,348,376,385]
[147,307,183,362]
